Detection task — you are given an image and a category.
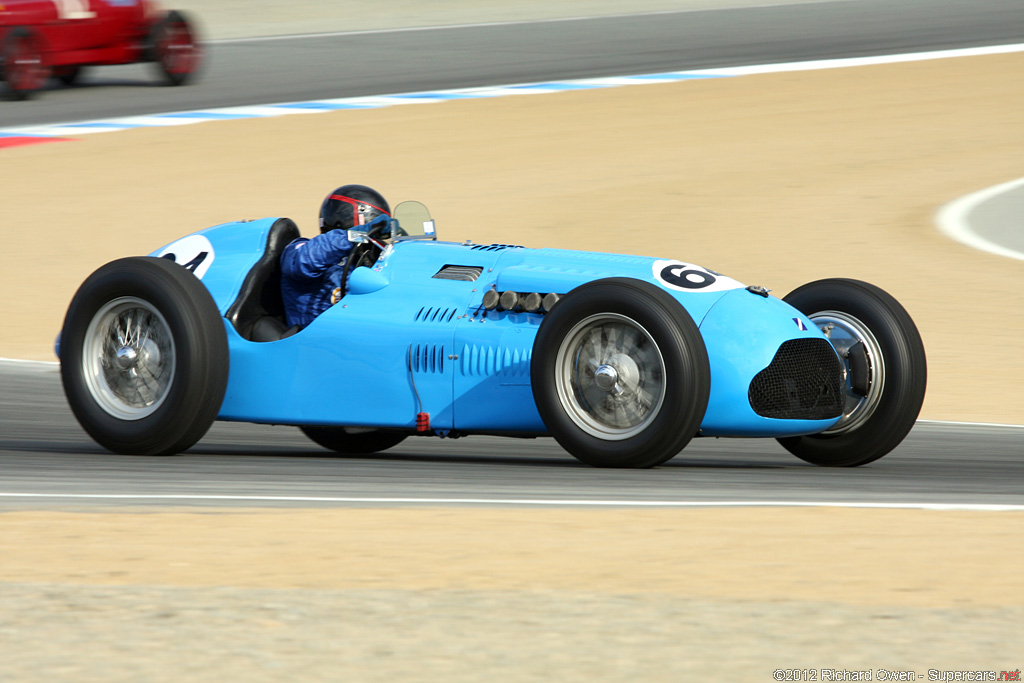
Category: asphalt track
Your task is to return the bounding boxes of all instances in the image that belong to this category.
[2,0,1023,509]
[963,183,1024,257]
[2,360,1022,509]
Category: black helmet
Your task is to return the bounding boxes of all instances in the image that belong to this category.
[319,184,390,234]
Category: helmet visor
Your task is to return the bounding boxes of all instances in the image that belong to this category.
[329,194,390,229]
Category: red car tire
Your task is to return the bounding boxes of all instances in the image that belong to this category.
[1,27,48,99]
[147,10,202,86]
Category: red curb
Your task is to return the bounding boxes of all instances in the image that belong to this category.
[0,137,74,149]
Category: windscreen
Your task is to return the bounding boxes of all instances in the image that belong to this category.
[392,201,437,241]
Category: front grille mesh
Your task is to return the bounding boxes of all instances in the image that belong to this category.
[748,339,844,420]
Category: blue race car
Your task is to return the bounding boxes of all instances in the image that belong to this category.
[58,201,927,468]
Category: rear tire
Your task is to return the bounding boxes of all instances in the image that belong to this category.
[531,278,710,468]
[60,257,229,455]
[300,426,408,455]
[776,278,926,466]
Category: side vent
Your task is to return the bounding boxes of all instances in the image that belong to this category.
[408,344,445,374]
[433,265,483,281]
[458,343,532,378]
[414,307,458,323]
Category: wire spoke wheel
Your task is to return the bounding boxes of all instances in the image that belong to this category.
[61,257,228,455]
[83,297,176,420]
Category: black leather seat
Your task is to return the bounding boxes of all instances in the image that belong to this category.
[225,218,302,342]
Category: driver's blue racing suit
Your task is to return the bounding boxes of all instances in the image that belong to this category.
[280,229,356,328]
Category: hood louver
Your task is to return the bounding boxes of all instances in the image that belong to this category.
[433,265,483,281]
[469,244,523,252]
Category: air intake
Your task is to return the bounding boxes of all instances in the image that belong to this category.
[748,339,844,420]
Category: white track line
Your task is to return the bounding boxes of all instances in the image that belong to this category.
[936,176,1024,262]
[0,493,1021,510]
[692,42,1024,75]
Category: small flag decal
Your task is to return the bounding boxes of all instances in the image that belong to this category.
[793,318,807,331]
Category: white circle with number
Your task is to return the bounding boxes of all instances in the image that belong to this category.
[652,259,744,293]
[156,234,215,279]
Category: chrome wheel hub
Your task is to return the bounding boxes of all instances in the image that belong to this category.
[554,313,666,440]
[114,346,138,370]
[593,364,619,391]
[813,310,885,435]
[82,297,176,420]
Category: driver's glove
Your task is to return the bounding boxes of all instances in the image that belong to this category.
[366,213,392,236]
[347,214,393,243]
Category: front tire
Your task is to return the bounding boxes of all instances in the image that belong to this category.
[531,278,710,468]
[60,257,229,455]
[300,426,408,455]
[777,278,926,466]
[147,10,202,86]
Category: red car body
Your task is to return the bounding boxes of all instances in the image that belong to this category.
[0,0,201,98]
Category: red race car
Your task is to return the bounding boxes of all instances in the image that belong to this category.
[0,0,201,99]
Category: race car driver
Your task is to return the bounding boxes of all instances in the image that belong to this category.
[280,184,391,328]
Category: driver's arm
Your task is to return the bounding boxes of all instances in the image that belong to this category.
[280,229,355,279]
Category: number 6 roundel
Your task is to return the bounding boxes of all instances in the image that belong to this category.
[652,259,744,293]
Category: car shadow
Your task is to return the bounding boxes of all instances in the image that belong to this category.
[0,438,789,470]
